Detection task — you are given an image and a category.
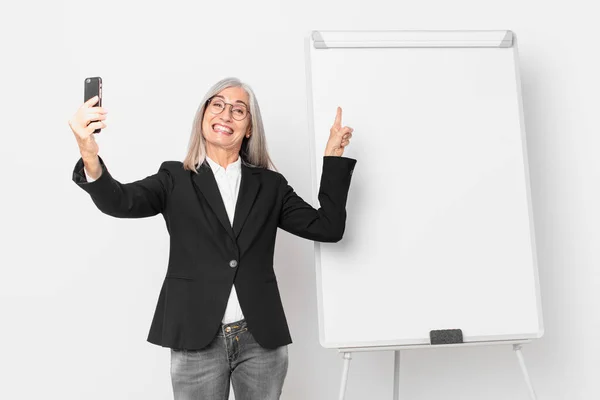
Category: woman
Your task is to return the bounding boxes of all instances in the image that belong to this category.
[69,77,356,400]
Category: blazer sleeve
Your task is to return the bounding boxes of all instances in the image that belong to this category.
[278,156,357,242]
[72,155,174,218]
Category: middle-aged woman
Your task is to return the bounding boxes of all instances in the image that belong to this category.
[69,77,356,400]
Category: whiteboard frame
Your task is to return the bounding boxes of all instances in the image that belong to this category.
[304,30,544,350]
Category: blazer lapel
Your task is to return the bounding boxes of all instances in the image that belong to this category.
[191,159,261,242]
[232,164,261,239]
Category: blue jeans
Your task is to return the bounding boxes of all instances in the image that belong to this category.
[170,319,288,400]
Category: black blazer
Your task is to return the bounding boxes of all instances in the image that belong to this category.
[72,154,357,350]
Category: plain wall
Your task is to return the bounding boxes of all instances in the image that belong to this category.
[1,0,598,399]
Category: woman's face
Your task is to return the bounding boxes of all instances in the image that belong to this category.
[202,86,251,153]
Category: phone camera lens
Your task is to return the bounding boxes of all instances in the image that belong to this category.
[86,79,91,83]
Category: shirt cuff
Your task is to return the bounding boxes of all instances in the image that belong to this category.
[84,166,97,183]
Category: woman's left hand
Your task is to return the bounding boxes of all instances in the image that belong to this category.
[325,107,353,157]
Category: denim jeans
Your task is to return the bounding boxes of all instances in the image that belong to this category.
[170,319,288,400]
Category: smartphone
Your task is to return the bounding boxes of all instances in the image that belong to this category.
[84,77,103,134]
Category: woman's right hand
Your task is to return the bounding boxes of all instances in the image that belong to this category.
[68,95,108,159]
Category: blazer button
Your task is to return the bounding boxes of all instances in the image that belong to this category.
[229,259,238,268]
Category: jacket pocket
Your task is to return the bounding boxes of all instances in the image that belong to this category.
[166,274,195,281]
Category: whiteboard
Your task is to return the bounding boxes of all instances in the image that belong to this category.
[304,30,544,349]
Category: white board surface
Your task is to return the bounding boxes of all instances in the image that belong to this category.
[304,30,544,349]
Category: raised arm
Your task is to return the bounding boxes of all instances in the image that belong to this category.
[72,155,174,218]
[69,94,173,218]
[278,156,356,242]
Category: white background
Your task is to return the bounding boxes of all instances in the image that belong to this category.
[0,0,598,399]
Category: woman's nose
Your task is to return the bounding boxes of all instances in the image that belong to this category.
[220,108,233,121]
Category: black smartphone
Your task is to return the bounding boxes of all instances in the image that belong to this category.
[84,77,103,134]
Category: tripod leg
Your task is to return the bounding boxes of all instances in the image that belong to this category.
[393,350,401,400]
[339,352,352,400]
[513,344,537,400]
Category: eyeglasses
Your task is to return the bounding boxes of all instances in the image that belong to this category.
[206,97,250,121]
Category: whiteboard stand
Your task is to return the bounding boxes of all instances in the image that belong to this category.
[337,340,537,400]
[513,344,537,399]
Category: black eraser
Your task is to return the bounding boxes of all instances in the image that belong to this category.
[430,329,463,345]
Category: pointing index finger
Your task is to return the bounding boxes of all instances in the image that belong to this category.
[334,106,342,128]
